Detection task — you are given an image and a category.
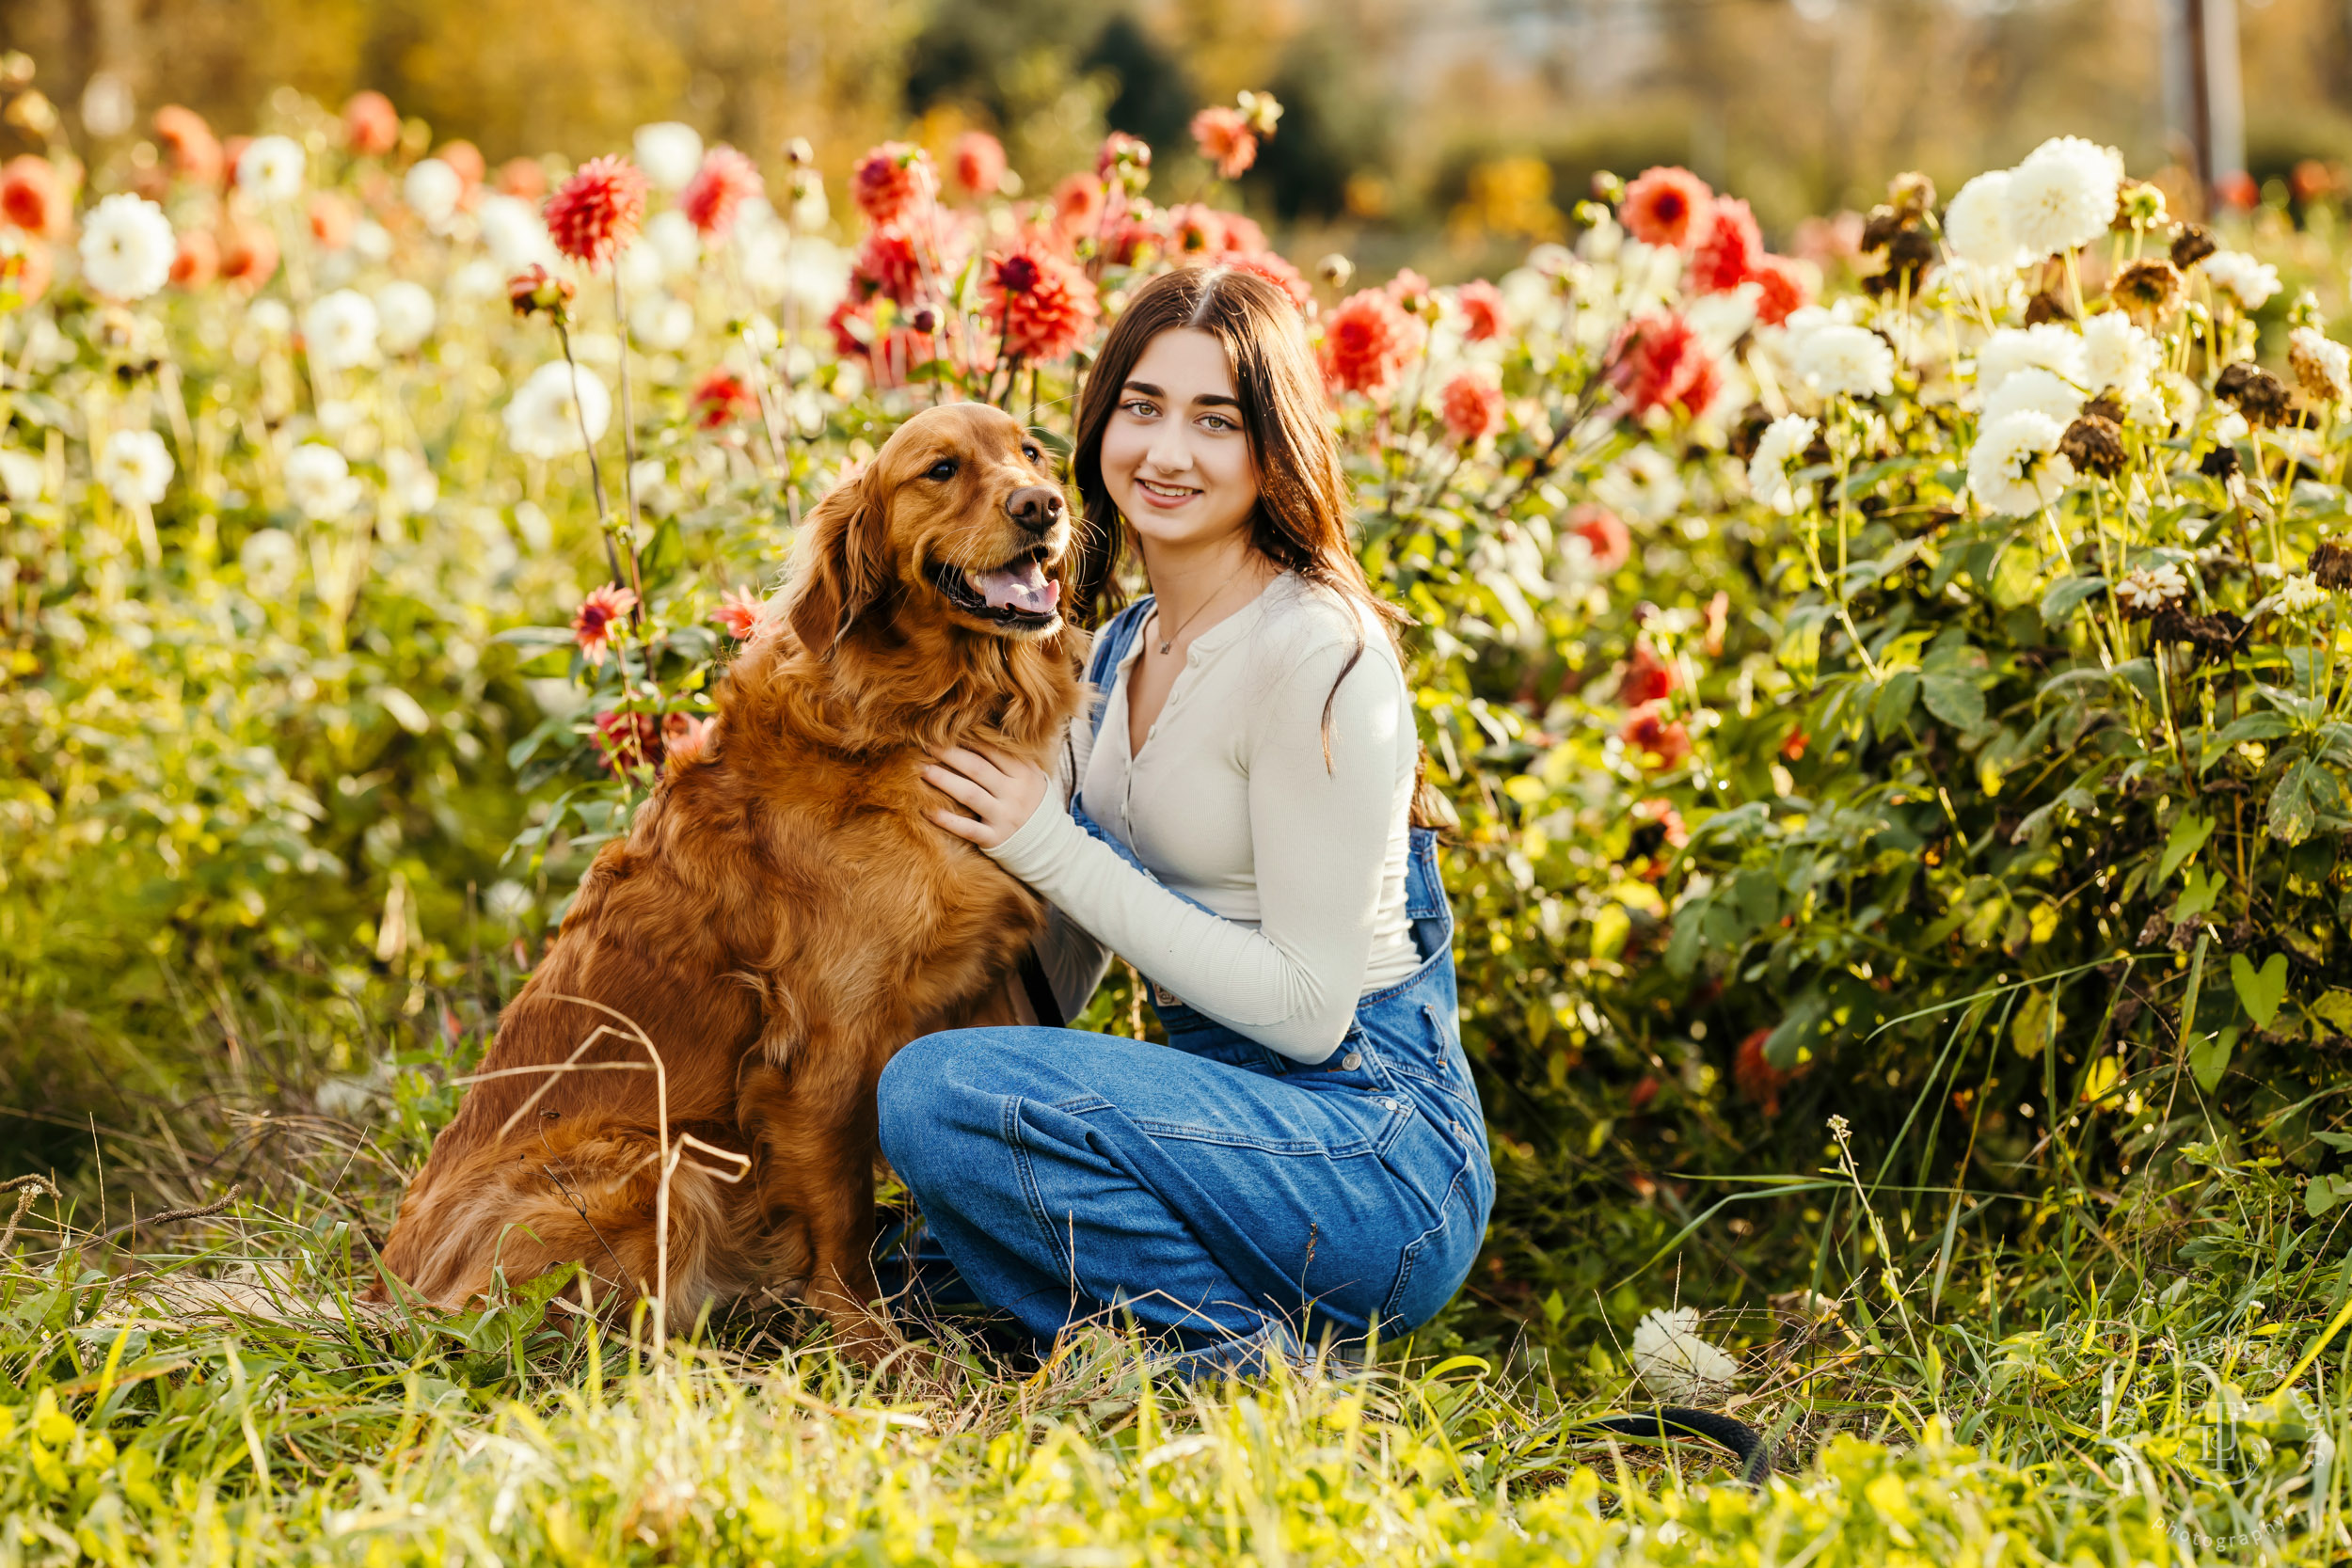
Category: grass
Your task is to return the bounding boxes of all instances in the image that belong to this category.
[4,974,2350,1565]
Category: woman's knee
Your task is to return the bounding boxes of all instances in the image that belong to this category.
[876,1029,1021,1191]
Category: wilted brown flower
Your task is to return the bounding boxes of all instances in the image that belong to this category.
[2024,290,2074,325]
[2060,414,2128,478]
[2311,539,2352,591]
[2216,360,2292,427]
[1858,204,1902,253]
[507,263,574,318]
[2149,604,2247,663]
[1887,170,1935,219]
[2169,222,2217,270]
[2110,258,2183,322]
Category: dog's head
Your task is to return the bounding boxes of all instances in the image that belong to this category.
[786,403,1072,654]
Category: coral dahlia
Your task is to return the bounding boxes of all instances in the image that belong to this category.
[1221,250,1311,310]
[1319,286,1424,398]
[545,155,646,269]
[1096,131,1152,185]
[1607,312,1717,418]
[1,156,67,238]
[1438,371,1505,444]
[983,241,1099,362]
[218,221,278,292]
[169,229,218,289]
[152,105,223,184]
[1620,166,1713,248]
[851,228,924,308]
[1455,278,1506,341]
[953,131,1007,197]
[714,587,768,641]
[342,90,401,156]
[572,584,640,667]
[1746,254,1812,325]
[680,147,763,242]
[850,142,936,229]
[1191,105,1257,180]
[1568,504,1631,573]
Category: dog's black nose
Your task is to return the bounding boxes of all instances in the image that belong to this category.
[1006,485,1065,534]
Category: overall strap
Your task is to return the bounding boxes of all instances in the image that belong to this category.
[1085,595,1156,740]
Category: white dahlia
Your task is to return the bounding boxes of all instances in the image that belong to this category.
[1966,409,2075,516]
[2289,325,2351,404]
[2203,250,2280,311]
[404,158,463,229]
[2115,563,2189,613]
[239,527,299,598]
[236,135,306,205]
[1982,366,2086,426]
[2080,312,2159,398]
[632,294,694,353]
[645,209,703,276]
[1747,414,1820,515]
[1793,323,1896,399]
[303,289,380,372]
[1943,170,2027,268]
[1977,324,2087,394]
[1630,1307,1740,1404]
[374,280,437,355]
[96,428,173,507]
[1593,444,1685,523]
[2002,136,2122,257]
[632,122,705,190]
[284,442,362,521]
[477,192,557,273]
[504,360,611,460]
[77,193,175,301]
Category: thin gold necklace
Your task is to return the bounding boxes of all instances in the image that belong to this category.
[1153,562,1250,656]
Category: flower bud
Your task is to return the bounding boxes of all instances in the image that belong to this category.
[909,306,939,334]
[1590,170,1626,205]
[786,136,815,167]
[1314,252,1353,288]
[5,89,56,135]
[506,263,575,319]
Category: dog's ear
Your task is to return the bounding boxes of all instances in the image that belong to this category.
[786,465,891,655]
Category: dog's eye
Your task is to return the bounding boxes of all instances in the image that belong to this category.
[1023,445,1043,464]
[926,458,959,482]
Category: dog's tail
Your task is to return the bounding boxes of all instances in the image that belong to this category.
[1562,1406,1772,1487]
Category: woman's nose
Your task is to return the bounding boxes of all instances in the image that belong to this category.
[1145,424,1193,473]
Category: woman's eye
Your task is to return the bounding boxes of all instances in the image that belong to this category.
[1121,400,1155,418]
[1200,414,1234,432]
[927,459,958,481]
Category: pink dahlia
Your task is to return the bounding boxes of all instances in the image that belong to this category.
[1438,371,1505,444]
[1222,250,1311,310]
[593,710,660,778]
[691,369,757,430]
[1569,505,1631,572]
[1748,254,1812,326]
[1320,286,1424,398]
[953,131,1008,197]
[1607,312,1717,418]
[152,105,223,184]
[984,241,1100,362]
[1620,165,1713,248]
[680,147,764,241]
[1191,106,1257,180]
[572,583,639,667]
[1053,173,1105,240]
[1688,197,1761,293]
[714,587,768,641]
[1165,202,1232,256]
[342,91,401,156]
[850,141,936,229]
[545,155,647,269]
[851,227,924,307]
[1455,279,1506,342]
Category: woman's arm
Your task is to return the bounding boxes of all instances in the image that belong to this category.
[930,630,1406,1062]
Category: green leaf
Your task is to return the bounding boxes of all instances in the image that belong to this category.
[2157,812,2215,887]
[2231,952,2289,1029]
[2188,1026,2239,1094]
[2312,991,2352,1037]
[2038,575,2107,627]
[2267,755,2341,847]
[2211,711,2291,747]
[2010,989,2062,1059]
[2171,864,2221,923]
[1920,673,1987,733]
[490,626,579,649]
[1870,670,1920,741]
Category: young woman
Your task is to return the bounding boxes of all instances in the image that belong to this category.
[880,266,1492,1371]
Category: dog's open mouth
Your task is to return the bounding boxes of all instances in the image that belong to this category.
[928,546,1062,627]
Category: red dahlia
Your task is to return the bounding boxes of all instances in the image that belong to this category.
[691,369,757,429]
[1319,286,1424,398]
[572,583,640,667]
[680,147,764,241]
[1455,278,1506,342]
[983,240,1099,362]
[1607,312,1718,418]
[850,141,936,229]
[1620,165,1713,248]
[1747,254,1812,326]
[1618,702,1691,770]
[850,228,923,307]
[544,155,647,269]
[1620,640,1677,706]
[1687,197,1761,293]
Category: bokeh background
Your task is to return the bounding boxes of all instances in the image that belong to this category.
[11,0,2352,270]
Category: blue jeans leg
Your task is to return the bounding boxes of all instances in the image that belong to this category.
[876,1025,1469,1367]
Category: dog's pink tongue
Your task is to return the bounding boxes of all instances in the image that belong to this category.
[972,559,1059,614]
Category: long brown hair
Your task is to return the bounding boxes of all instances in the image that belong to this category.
[1068,268,1404,737]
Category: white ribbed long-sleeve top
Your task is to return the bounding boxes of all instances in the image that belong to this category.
[989,573,1421,1063]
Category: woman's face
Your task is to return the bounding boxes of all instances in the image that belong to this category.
[1099,327,1261,557]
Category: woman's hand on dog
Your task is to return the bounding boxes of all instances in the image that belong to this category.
[925,744,1049,849]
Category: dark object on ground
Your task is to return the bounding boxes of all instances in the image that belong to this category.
[1565,1405,1774,1487]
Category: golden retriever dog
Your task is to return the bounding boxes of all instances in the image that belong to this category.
[378,402,1083,1358]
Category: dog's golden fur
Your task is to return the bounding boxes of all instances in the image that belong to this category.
[378,403,1084,1355]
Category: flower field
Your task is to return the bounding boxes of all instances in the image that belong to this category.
[5,59,2352,1562]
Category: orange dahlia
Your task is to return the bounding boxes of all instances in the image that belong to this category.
[983,240,1099,362]
[1053,173,1105,240]
[1319,286,1424,398]
[850,141,936,229]
[169,229,218,289]
[1438,371,1504,444]
[681,146,763,241]
[218,221,278,292]
[152,105,222,184]
[342,90,401,156]
[1190,106,1257,180]
[1620,165,1713,248]
[545,155,646,269]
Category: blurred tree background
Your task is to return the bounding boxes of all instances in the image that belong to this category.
[16,0,2352,262]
